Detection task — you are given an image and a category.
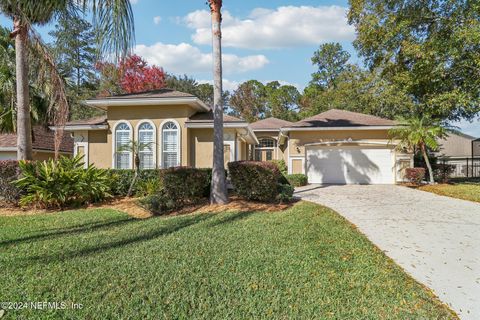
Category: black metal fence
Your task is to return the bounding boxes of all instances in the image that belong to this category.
[437,157,480,178]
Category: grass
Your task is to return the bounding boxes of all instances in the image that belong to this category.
[0,202,455,319]
[419,181,480,203]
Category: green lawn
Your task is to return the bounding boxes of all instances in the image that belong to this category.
[0,202,454,319]
[419,182,480,203]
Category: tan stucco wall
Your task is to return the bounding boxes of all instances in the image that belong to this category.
[288,129,392,156]
[88,130,110,168]
[189,128,213,168]
[239,140,248,160]
[291,159,303,174]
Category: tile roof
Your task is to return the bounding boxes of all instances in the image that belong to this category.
[65,115,107,126]
[188,112,245,123]
[250,117,293,130]
[95,88,195,100]
[0,126,73,153]
[288,109,396,128]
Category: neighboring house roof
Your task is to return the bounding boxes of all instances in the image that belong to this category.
[97,88,195,100]
[250,117,293,131]
[187,112,244,123]
[85,88,209,111]
[0,126,73,153]
[285,109,396,129]
[66,115,108,126]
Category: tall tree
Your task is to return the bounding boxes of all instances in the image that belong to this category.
[208,0,228,204]
[311,42,351,89]
[348,0,480,121]
[49,14,99,120]
[264,81,300,122]
[229,80,267,122]
[389,116,448,184]
[0,0,134,160]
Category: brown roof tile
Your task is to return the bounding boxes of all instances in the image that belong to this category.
[250,117,293,130]
[0,126,73,153]
[95,88,195,100]
[188,112,244,123]
[289,109,396,128]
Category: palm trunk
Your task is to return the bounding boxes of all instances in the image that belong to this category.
[421,143,435,184]
[14,17,32,160]
[209,0,228,204]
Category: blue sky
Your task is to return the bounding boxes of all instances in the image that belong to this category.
[1,0,479,136]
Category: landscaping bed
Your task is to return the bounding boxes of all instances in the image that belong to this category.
[418,182,480,203]
[0,201,455,319]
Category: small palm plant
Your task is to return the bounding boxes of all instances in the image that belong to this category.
[119,140,153,197]
[389,115,448,184]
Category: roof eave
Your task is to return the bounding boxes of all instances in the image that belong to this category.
[281,125,396,131]
[84,97,210,112]
[50,124,109,131]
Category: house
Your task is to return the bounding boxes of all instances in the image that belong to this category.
[62,89,258,169]
[64,89,411,184]
[0,126,73,160]
[436,132,480,159]
[250,110,413,184]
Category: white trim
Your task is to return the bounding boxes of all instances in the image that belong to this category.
[251,128,280,132]
[58,125,108,131]
[224,141,235,163]
[112,120,133,169]
[0,147,72,154]
[135,120,157,169]
[288,156,305,175]
[0,147,17,151]
[304,140,396,147]
[159,119,181,168]
[85,97,209,111]
[281,126,395,132]
[74,142,89,168]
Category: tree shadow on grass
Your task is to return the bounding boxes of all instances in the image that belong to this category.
[0,216,136,247]
[207,210,256,227]
[21,213,214,265]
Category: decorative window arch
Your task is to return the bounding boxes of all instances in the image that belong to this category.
[254,138,276,161]
[160,120,180,168]
[136,120,156,169]
[113,121,133,169]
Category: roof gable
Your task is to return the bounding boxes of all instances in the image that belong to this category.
[288,109,396,128]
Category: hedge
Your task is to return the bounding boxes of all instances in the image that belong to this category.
[286,174,308,187]
[228,161,293,203]
[106,169,162,197]
[0,160,22,204]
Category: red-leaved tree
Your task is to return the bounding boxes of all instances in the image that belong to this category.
[97,54,165,96]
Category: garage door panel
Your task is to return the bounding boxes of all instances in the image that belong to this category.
[306,146,394,184]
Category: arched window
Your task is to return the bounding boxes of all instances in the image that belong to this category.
[254,138,276,161]
[138,122,155,169]
[114,122,132,169]
[162,121,179,168]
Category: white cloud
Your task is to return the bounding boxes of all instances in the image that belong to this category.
[183,6,355,49]
[153,16,161,25]
[134,42,269,75]
[129,0,139,4]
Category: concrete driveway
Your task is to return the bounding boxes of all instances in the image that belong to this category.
[295,184,480,319]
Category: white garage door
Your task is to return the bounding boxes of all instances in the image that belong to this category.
[306,146,394,184]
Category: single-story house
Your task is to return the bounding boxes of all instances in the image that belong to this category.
[0,126,73,160]
[62,89,258,170]
[64,89,412,184]
[250,109,413,184]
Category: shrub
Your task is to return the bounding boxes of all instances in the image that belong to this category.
[270,159,287,175]
[0,160,22,204]
[276,184,294,203]
[433,164,455,183]
[228,161,281,202]
[286,174,308,187]
[15,155,110,209]
[138,192,174,215]
[106,169,162,197]
[405,167,426,185]
[161,167,211,206]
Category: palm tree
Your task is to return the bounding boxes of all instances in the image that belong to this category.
[119,140,152,197]
[0,0,134,160]
[389,115,448,184]
[207,0,228,204]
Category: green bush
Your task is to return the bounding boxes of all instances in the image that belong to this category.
[0,160,23,204]
[276,184,294,203]
[270,159,288,175]
[286,174,308,187]
[15,156,110,209]
[106,169,162,197]
[138,192,174,215]
[228,161,282,202]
